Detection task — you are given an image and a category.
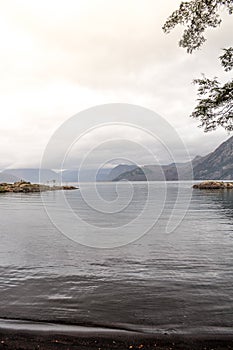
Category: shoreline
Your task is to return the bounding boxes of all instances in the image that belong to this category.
[0,320,233,349]
[1,328,233,350]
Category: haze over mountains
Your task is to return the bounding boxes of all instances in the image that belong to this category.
[113,136,233,181]
[0,169,59,183]
[0,136,232,183]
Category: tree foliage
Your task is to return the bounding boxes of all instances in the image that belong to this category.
[163,0,233,132]
[163,0,233,53]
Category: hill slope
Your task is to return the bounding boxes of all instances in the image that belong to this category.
[193,136,233,180]
[113,136,233,181]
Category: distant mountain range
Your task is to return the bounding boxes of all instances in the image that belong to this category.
[0,169,59,183]
[0,172,21,183]
[1,136,232,183]
[107,164,138,181]
[61,168,112,182]
[0,167,113,183]
[113,136,233,181]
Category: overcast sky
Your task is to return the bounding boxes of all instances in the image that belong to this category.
[0,0,232,170]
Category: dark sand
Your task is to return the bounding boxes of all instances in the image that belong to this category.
[0,328,233,350]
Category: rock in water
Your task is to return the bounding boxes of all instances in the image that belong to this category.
[0,181,78,193]
[193,181,233,189]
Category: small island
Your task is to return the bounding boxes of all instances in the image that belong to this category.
[0,181,77,193]
[193,181,233,190]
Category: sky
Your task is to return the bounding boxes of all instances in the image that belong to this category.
[0,0,232,170]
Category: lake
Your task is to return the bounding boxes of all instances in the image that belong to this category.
[0,182,232,336]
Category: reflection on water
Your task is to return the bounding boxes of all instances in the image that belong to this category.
[0,182,233,334]
[204,189,233,222]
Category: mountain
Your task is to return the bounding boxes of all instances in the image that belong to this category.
[112,166,146,181]
[0,167,113,184]
[2,136,232,184]
[60,170,78,183]
[0,172,21,183]
[61,168,112,182]
[112,160,202,181]
[107,164,137,181]
[97,168,112,181]
[1,169,59,183]
[113,163,189,181]
[112,136,233,181]
[193,136,233,180]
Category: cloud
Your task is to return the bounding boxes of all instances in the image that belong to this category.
[0,0,232,169]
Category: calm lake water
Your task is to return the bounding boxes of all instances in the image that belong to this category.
[0,182,233,335]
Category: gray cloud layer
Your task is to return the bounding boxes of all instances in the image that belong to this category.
[0,0,232,169]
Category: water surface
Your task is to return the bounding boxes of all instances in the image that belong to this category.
[0,182,232,335]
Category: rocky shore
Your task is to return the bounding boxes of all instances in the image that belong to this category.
[0,181,77,193]
[193,181,233,190]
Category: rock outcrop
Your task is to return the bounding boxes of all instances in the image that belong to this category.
[193,181,233,190]
[0,181,77,193]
